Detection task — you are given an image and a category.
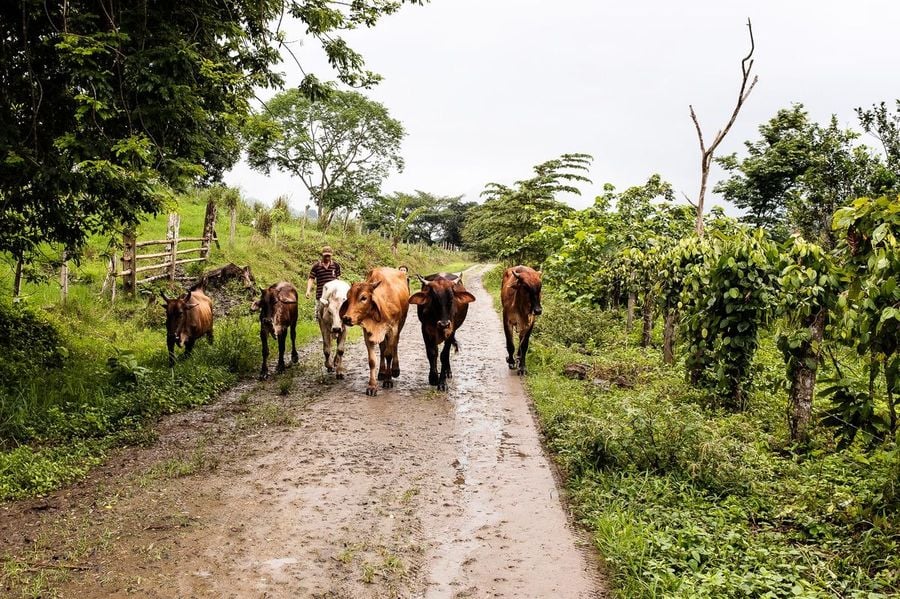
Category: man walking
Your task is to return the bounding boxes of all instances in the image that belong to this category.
[306,246,342,319]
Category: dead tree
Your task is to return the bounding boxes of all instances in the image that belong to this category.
[689,19,758,235]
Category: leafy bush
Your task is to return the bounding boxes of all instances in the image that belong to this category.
[0,301,65,391]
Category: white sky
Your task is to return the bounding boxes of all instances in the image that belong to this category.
[224,0,900,213]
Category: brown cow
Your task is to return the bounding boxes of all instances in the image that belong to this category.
[251,282,299,379]
[339,267,410,396]
[409,273,475,390]
[161,289,214,367]
[501,265,543,375]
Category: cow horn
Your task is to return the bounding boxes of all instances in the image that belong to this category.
[370,280,382,290]
[278,295,298,304]
[160,291,170,302]
[416,274,427,284]
[183,290,192,301]
[512,270,522,279]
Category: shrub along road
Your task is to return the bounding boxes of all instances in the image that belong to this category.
[0,266,604,598]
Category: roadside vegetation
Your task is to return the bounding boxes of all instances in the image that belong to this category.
[479,99,900,596]
[0,191,465,500]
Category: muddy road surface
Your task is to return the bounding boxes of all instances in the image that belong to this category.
[1,266,605,598]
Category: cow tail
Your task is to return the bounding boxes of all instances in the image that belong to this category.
[451,338,460,353]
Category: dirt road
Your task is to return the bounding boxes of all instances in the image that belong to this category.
[1,266,605,598]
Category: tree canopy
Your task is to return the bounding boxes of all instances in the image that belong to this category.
[0,0,420,257]
[245,88,405,226]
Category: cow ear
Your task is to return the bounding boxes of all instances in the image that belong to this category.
[454,290,476,304]
[370,280,382,290]
[409,292,429,305]
[319,295,329,305]
[370,301,382,322]
[339,299,349,319]
[183,290,192,301]
[250,300,260,312]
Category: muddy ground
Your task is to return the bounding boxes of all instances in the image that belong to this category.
[0,266,606,598]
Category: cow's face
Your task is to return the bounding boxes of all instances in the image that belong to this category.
[513,270,543,316]
[251,286,296,338]
[340,281,382,326]
[162,291,195,347]
[409,279,475,331]
[320,282,349,336]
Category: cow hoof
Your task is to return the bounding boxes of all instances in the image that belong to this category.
[446,371,453,379]
[336,373,345,380]
[391,367,400,377]
[259,372,269,381]
[429,373,440,386]
[291,353,299,364]
[326,366,334,373]
[437,381,447,391]
[507,362,517,370]
[377,371,387,381]
[517,368,526,376]
[276,364,286,374]
[366,387,378,396]
[382,379,394,389]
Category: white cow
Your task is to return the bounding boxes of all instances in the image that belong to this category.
[318,279,351,378]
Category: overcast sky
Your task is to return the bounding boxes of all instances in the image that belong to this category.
[223,0,900,213]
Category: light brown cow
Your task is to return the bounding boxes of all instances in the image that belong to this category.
[161,288,214,367]
[500,265,543,375]
[339,267,410,395]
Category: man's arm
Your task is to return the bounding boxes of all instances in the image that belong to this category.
[335,262,342,278]
[306,275,315,298]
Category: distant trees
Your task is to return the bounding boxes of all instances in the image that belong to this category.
[245,89,405,228]
[361,191,475,251]
[463,154,592,261]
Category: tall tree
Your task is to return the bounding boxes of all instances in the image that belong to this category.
[0,0,421,259]
[463,153,592,262]
[717,106,888,247]
[244,89,405,227]
[362,192,428,254]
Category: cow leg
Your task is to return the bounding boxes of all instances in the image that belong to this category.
[320,321,334,372]
[335,330,346,380]
[206,330,214,344]
[380,338,394,389]
[424,332,439,387]
[517,325,534,376]
[503,315,517,369]
[365,338,379,396]
[167,336,176,368]
[446,333,458,380]
[290,323,298,364]
[275,331,287,373]
[183,338,196,359]
[391,332,401,378]
[259,331,270,379]
[438,340,453,391]
[377,338,389,381]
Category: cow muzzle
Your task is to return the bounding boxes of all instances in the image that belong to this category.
[533,307,543,316]
[438,320,451,329]
[331,326,342,336]
[342,316,353,326]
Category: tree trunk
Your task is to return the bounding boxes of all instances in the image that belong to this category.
[663,310,676,365]
[788,309,826,443]
[60,248,69,304]
[641,292,654,347]
[886,356,898,434]
[626,292,636,333]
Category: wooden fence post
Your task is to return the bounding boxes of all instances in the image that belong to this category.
[13,256,23,297]
[60,248,68,304]
[201,201,217,259]
[122,230,136,295]
[167,213,180,282]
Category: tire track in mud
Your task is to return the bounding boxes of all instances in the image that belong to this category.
[4,265,605,598]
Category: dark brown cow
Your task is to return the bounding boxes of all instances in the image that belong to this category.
[500,265,543,375]
[339,267,410,396]
[161,289,214,367]
[251,282,299,379]
[409,274,475,390]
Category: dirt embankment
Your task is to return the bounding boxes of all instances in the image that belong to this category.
[1,266,605,598]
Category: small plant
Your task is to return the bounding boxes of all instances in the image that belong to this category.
[106,349,150,389]
[278,376,293,396]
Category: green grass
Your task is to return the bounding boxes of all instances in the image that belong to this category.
[483,265,900,598]
[0,192,466,500]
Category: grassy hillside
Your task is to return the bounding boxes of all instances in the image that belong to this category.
[0,192,468,500]
[483,266,899,598]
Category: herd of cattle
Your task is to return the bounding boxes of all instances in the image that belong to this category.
[160,266,544,395]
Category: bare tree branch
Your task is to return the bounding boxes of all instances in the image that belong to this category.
[689,18,758,235]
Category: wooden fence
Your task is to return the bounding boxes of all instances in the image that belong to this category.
[107,202,218,296]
